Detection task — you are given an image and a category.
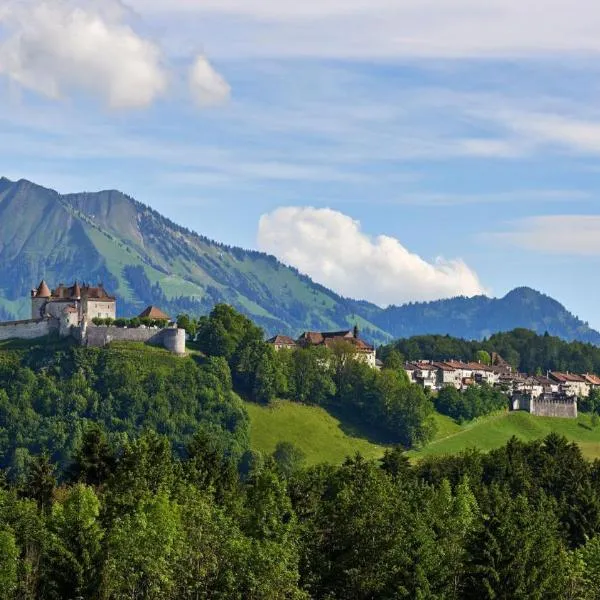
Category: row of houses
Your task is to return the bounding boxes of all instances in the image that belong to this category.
[404,358,600,400]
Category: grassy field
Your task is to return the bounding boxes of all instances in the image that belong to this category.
[245,399,600,465]
[244,400,386,465]
[409,411,600,460]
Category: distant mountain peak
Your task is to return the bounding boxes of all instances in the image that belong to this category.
[0,176,598,346]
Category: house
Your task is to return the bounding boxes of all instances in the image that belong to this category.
[138,305,171,321]
[411,361,439,389]
[584,373,600,390]
[266,335,298,351]
[466,361,500,386]
[549,372,590,398]
[431,361,462,389]
[534,375,560,395]
[269,325,377,368]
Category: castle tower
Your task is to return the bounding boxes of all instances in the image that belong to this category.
[31,280,51,319]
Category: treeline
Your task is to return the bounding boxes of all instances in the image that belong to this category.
[382,328,600,374]
[189,306,437,447]
[3,433,600,598]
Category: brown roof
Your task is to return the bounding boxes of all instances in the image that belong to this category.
[550,372,587,384]
[51,282,115,301]
[584,374,600,385]
[429,361,456,372]
[63,305,79,314]
[298,331,325,345]
[138,306,170,320]
[36,280,51,298]
[267,335,297,346]
[323,336,374,352]
[445,360,472,370]
[466,361,493,372]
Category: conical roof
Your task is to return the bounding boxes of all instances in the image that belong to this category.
[36,280,51,298]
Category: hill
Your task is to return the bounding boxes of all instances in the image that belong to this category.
[1,176,599,344]
[244,400,385,465]
[409,411,600,460]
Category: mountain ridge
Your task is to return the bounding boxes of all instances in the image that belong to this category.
[0,176,598,345]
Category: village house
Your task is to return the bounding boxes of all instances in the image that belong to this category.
[550,372,590,398]
[268,326,377,368]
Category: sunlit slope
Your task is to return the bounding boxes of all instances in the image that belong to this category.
[410,411,600,460]
[244,400,385,465]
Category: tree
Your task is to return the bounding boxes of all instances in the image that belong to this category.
[176,314,197,339]
[70,423,115,487]
[474,350,491,366]
[25,452,56,513]
[382,349,405,371]
[273,442,306,478]
[0,528,18,600]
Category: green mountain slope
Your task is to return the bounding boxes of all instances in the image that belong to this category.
[1,176,599,345]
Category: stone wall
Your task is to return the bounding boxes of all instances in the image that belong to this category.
[532,397,578,419]
[85,326,186,354]
[0,319,52,341]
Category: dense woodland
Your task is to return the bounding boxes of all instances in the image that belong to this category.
[5,307,600,597]
[383,328,600,375]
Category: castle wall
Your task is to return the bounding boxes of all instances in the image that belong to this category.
[531,398,577,419]
[85,326,186,354]
[0,319,52,341]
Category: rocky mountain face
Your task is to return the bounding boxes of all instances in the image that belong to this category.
[1,177,598,345]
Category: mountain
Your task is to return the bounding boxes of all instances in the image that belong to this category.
[0,176,598,345]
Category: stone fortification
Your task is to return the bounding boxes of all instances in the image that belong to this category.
[85,326,186,354]
[0,318,53,341]
[512,394,577,419]
[0,280,186,354]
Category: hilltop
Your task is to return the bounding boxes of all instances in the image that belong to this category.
[1,176,599,345]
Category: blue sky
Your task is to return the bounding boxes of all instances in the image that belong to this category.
[1,0,600,327]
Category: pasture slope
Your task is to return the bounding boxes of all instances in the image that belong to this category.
[245,401,600,464]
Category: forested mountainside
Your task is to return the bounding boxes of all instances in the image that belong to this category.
[1,177,599,345]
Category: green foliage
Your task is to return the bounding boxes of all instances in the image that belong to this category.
[273,441,306,478]
[0,344,249,475]
[385,328,600,375]
[435,383,507,422]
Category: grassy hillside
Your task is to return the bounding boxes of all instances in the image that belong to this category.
[246,399,600,464]
[244,400,385,465]
[409,411,600,460]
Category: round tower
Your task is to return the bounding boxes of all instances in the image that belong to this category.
[31,280,51,319]
[162,327,186,354]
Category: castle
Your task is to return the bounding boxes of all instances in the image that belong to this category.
[0,280,185,354]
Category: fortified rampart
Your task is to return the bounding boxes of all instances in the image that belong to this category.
[531,397,578,419]
[512,394,577,419]
[0,318,53,341]
[85,326,186,354]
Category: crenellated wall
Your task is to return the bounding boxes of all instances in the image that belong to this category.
[85,326,186,354]
[0,319,53,341]
[532,397,577,419]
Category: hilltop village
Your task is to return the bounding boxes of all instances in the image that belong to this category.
[402,357,598,418]
[0,280,186,354]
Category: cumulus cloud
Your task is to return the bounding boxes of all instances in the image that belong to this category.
[0,0,167,108]
[258,207,485,306]
[189,55,231,107]
[493,215,600,255]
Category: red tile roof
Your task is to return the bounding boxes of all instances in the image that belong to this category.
[267,335,297,346]
[36,280,51,298]
[550,372,587,383]
[584,374,600,385]
[138,306,170,320]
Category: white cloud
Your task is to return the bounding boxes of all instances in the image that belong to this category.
[257,207,485,306]
[0,0,167,108]
[189,55,230,107]
[492,215,600,256]
[129,0,600,59]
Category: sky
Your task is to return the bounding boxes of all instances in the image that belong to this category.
[1,0,600,326]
